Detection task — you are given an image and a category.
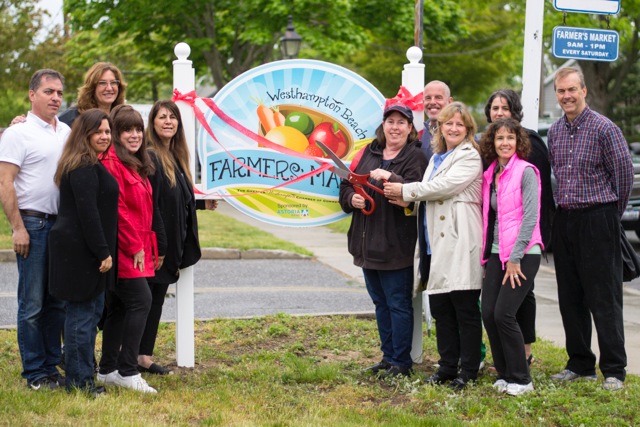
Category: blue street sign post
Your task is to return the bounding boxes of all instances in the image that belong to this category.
[554,0,621,14]
[553,26,619,62]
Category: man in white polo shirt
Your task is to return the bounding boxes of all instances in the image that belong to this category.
[0,69,70,390]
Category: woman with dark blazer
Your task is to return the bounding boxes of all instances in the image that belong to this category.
[49,109,118,397]
[97,105,166,393]
[137,100,215,374]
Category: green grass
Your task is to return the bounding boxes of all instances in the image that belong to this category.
[0,314,638,426]
[0,210,312,256]
[325,216,351,234]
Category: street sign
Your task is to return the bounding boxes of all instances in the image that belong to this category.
[553,26,619,62]
[554,0,621,15]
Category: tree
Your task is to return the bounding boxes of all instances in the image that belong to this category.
[65,0,527,108]
[0,0,66,123]
[65,0,369,91]
[544,0,640,117]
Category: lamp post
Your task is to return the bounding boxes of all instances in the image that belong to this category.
[280,15,302,59]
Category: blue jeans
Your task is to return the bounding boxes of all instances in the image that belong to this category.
[363,267,414,369]
[64,292,104,391]
[16,216,64,383]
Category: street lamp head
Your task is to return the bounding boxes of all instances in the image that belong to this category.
[280,15,302,59]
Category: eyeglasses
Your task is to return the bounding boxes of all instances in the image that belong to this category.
[97,80,120,88]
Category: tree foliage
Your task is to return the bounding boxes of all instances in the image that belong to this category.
[65,0,369,91]
[64,0,527,108]
[0,0,66,123]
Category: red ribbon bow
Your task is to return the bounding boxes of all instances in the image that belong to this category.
[384,86,423,111]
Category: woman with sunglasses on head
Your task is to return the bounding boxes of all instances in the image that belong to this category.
[58,62,127,126]
[97,105,166,393]
[49,109,118,397]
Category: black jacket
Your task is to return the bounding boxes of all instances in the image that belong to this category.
[148,152,201,284]
[339,139,428,270]
[49,163,119,302]
[526,128,555,248]
[58,106,80,128]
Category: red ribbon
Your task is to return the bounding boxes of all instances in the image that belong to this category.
[384,86,424,111]
[172,89,332,198]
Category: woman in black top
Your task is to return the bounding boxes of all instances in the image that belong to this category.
[339,103,427,378]
[137,100,216,374]
[49,109,118,396]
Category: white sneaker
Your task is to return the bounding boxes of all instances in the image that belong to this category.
[113,373,157,393]
[603,377,624,391]
[96,370,119,386]
[506,382,534,396]
[492,379,508,392]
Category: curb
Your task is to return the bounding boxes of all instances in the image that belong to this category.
[0,248,311,263]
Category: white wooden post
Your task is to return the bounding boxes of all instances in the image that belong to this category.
[521,0,545,130]
[173,42,196,367]
[402,46,426,364]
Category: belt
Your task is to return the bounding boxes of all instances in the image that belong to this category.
[557,202,616,215]
[19,209,57,220]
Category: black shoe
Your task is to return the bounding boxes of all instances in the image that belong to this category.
[364,360,392,374]
[138,363,172,375]
[49,372,66,387]
[424,371,456,385]
[27,377,58,391]
[381,365,413,378]
[89,385,107,398]
[448,376,472,391]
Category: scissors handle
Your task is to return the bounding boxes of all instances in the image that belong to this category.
[354,185,375,215]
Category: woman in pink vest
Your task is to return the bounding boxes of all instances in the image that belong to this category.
[479,118,543,396]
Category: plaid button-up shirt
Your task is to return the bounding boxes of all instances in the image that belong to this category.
[548,106,633,216]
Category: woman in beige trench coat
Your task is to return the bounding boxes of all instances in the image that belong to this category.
[384,102,483,390]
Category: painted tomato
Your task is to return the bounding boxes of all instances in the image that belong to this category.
[303,144,324,157]
[264,126,309,153]
[307,122,348,158]
[285,111,314,136]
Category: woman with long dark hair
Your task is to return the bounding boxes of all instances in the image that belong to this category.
[97,105,165,393]
[49,109,118,397]
[137,100,215,374]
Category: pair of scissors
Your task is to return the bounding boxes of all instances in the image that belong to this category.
[315,140,385,215]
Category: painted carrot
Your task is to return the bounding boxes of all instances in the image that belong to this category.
[257,104,277,133]
[272,107,286,127]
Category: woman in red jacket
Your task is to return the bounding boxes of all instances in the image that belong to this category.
[97,105,166,393]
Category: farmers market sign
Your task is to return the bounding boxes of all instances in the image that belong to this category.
[196,60,385,226]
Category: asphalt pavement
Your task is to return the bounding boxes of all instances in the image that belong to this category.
[1,200,639,375]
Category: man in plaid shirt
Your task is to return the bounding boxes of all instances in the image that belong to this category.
[547,67,633,391]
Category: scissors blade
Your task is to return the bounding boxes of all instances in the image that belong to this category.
[314,160,350,180]
[315,140,351,172]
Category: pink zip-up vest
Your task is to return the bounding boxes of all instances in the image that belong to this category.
[481,154,543,266]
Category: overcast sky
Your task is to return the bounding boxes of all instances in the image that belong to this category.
[38,0,63,31]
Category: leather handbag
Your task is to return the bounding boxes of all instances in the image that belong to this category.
[621,228,640,282]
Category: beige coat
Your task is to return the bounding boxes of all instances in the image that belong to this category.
[402,141,483,295]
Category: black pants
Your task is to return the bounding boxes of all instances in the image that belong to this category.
[516,285,536,345]
[553,203,626,381]
[429,290,482,380]
[139,281,171,356]
[482,254,540,385]
[99,278,151,377]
